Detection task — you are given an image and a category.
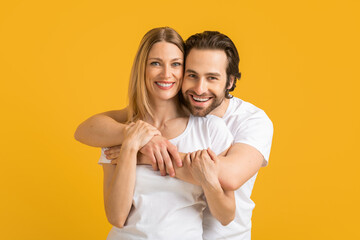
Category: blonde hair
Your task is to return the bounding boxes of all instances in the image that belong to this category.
[127,27,185,122]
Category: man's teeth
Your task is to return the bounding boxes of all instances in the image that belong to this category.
[192,96,210,102]
[156,82,173,87]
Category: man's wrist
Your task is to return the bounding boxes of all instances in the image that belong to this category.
[201,177,223,194]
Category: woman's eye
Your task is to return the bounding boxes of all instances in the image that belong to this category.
[150,62,160,66]
[172,62,182,67]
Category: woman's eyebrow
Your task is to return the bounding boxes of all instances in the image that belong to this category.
[147,57,183,61]
[147,57,162,61]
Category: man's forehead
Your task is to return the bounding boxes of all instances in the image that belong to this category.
[185,49,227,73]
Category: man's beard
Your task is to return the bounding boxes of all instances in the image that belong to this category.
[183,90,225,117]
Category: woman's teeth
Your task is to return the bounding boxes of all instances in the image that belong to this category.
[156,82,174,87]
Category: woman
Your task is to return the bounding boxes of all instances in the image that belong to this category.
[94,27,234,239]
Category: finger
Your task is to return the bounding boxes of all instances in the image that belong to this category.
[161,148,175,177]
[195,150,202,160]
[109,145,121,153]
[111,159,118,165]
[190,151,196,164]
[151,129,161,137]
[184,153,191,168]
[150,152,159,171]
[154,150,166,176]
[201,149,211,161]
[168,143,182,167]
[207,148,218,163]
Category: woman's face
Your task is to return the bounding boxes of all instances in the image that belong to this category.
[145,41,184,102]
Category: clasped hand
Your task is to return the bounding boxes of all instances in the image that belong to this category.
[104,122,219,182]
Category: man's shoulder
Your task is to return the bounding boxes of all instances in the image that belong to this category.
[227,97,271,122]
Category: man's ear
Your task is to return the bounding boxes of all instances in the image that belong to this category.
[227,75,235,90]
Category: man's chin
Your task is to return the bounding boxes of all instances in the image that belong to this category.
[189,105,213,117]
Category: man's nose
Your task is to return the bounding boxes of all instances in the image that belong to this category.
[193,78,207,95]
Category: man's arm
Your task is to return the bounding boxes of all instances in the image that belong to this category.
[75,111,182,175]
[217,143,264,191]
[168,144,263,191]
[74,108,128,147]
[184,149,235,226]
[113,140,263,192]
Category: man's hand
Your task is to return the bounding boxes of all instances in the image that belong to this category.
[105,145,121,160]
[139,135,182,177]
[184,148,220,187]
[107,135,182,177]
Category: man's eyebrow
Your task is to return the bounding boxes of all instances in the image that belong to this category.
[185,69,198,74]
[206,72,221,77]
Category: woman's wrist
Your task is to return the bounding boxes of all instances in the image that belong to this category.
[122,139,141,152]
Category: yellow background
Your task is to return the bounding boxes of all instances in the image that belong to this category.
[1,0,359,239]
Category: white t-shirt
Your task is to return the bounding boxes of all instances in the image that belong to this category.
[203,97,274,240]
[99,115,233,240]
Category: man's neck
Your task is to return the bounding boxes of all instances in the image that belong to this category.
[209,98,230,118]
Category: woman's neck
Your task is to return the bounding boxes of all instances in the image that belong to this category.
[145,97,187,129]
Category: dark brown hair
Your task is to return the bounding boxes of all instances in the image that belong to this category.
[185,31,241,98]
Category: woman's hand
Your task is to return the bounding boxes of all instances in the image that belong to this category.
[122,120,161,151]
[185,148,220,187]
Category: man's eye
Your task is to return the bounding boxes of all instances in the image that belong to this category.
[150,62,160,66]
[188,74,196,78]
[209,76,217,80]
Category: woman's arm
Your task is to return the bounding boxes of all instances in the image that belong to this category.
[103,145,138,228]
[74,108,128,147]
[102,121,161,228]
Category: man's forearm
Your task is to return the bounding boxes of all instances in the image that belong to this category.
[74,114,127,147]
[202,181,235,226]
[173,151,235,225]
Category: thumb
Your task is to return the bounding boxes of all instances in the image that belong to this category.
[207,148,218,163]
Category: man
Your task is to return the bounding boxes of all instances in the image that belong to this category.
[75,31,273,239]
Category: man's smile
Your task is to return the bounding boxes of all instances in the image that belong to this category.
[189,93,214,107]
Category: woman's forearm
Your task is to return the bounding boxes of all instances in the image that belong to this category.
[103,146,137,228]
[74,111,127,147]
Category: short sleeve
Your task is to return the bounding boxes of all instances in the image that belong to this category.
[206,115,234,155]
[98,147,111,165]
[234,110,273,165]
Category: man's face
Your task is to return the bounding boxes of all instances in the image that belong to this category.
[182,49,230,117]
